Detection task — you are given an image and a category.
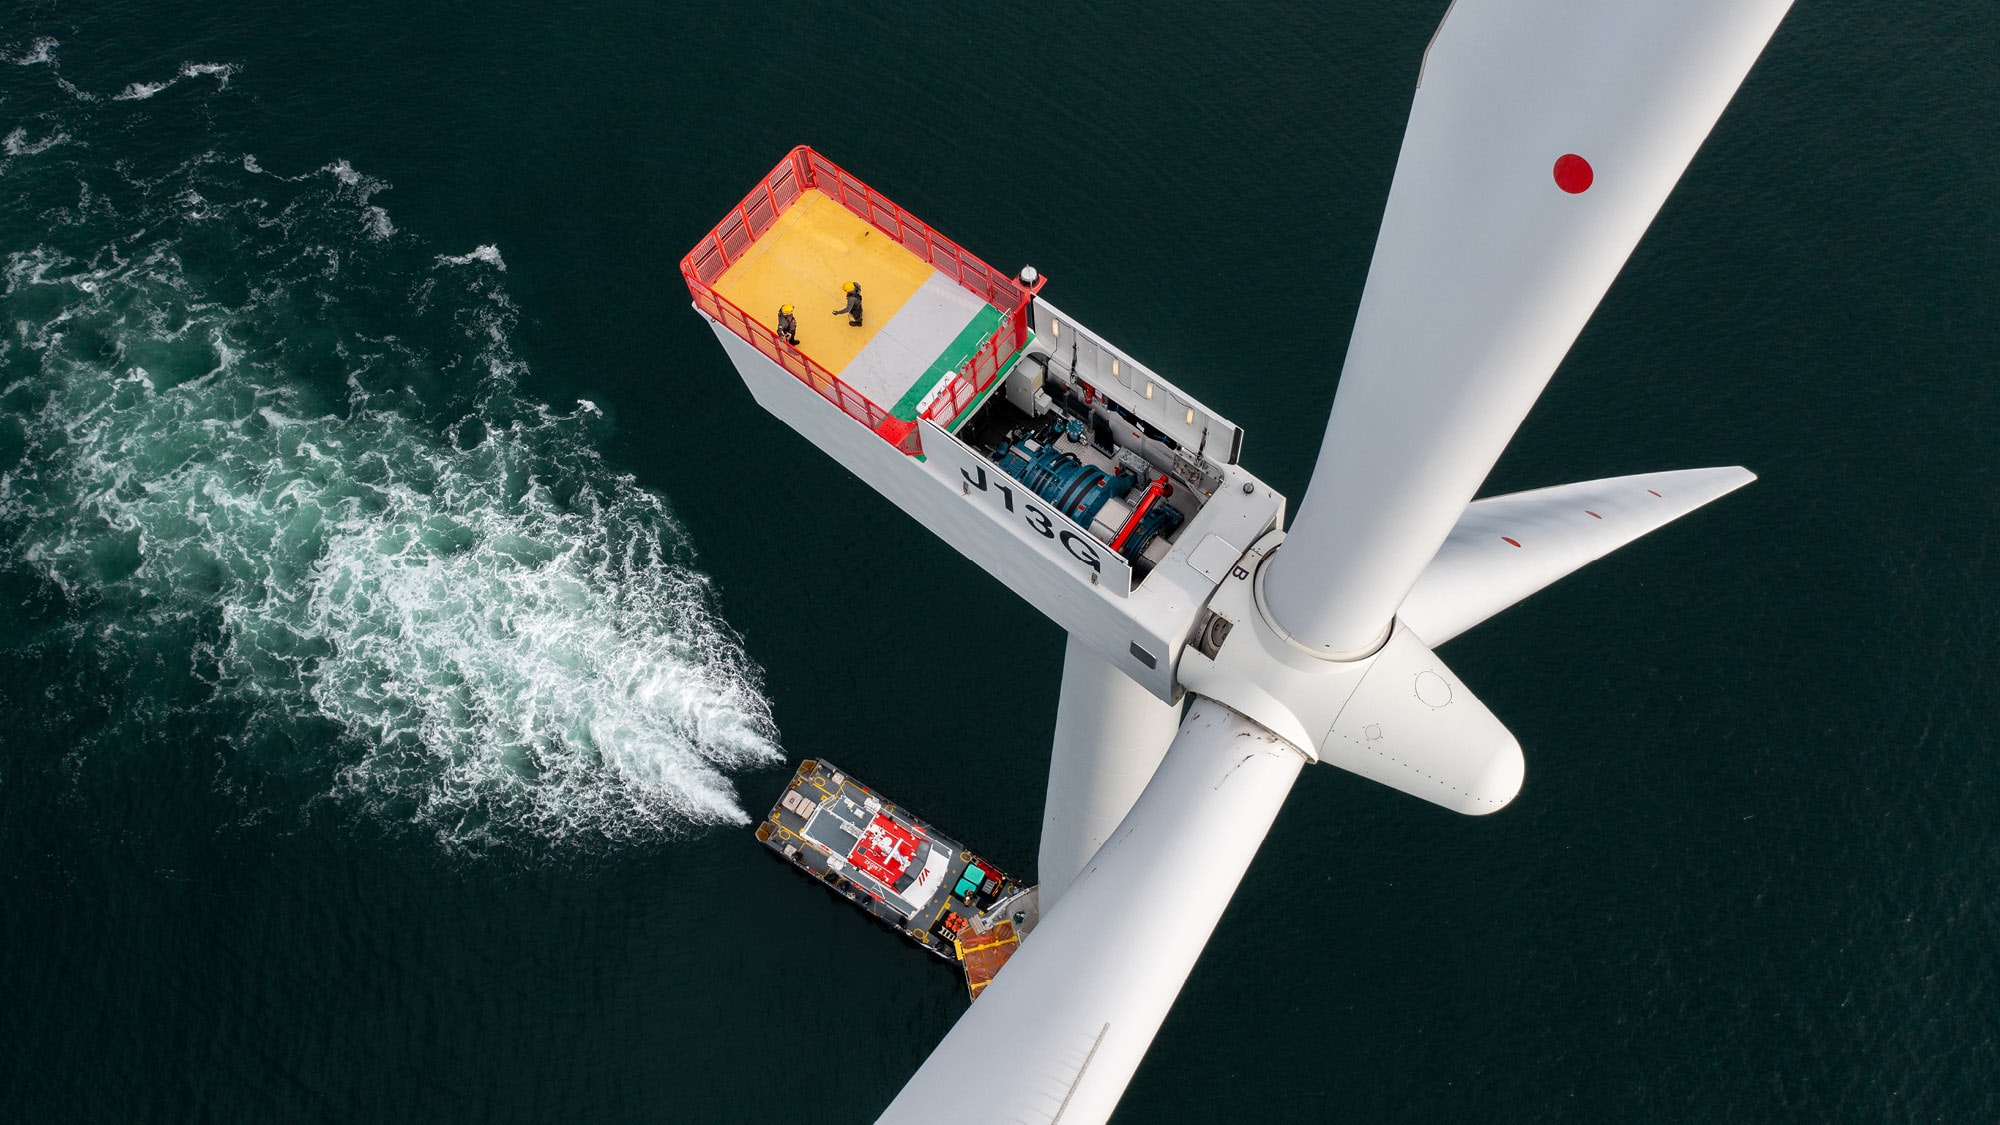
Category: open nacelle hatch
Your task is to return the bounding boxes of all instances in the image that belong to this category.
[942,299,1241,590]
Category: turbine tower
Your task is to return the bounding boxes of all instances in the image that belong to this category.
[680,1,1794,1119]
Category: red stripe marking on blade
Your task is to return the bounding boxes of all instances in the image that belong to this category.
[1501,536,1522,547]
[1647,489,1662,497]
[1585,510,1602,519]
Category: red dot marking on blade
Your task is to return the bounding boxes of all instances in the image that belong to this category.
[1585,510,1602,519]
[1647,489,1662,497]
[1501,536,1522,548]
[1553,153,1593,194]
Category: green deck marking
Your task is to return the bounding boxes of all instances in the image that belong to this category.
[890,303,1006,421]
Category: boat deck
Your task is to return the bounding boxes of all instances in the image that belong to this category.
[756,758,1034,999]
[711,189,1004,421]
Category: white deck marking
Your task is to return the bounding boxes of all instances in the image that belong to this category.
[838,272,987,410]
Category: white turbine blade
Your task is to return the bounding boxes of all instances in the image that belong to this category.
[1262,0,1794,656]
[878,699,1306,1125]
[1399,467,1756,647]
[1040,634,1184,911]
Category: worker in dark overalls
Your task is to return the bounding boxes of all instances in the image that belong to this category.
[776,303,799,345]
[832,281,863,327]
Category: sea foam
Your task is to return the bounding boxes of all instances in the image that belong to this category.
[438,244,507,271]
[112,61,238,101]
[0,67,780,851]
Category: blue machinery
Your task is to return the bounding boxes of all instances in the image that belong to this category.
[991,439,1184,562]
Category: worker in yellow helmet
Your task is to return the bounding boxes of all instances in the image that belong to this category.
[832,281,863,327]
[776,303,799,345]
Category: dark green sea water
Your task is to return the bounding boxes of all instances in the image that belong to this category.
[2,2,1995,1121]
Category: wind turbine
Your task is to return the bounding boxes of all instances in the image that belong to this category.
[681,1,1795,1120]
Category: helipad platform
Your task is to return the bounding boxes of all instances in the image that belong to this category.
[711,189,1003,419]
[682,147,1038,448]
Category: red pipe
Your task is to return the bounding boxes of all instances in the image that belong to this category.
[1110,478,1169,555]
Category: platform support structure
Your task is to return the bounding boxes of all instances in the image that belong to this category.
[1039,634,1184,911]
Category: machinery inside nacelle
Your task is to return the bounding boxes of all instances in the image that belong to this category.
[955,348,1223,580]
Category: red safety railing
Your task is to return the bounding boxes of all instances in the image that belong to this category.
[797,149,1035,316]
[917,307,1019,427]
[681,146,1042,454]
[685,284,920,450]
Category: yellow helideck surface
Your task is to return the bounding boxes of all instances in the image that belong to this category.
[711,189,933,377]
